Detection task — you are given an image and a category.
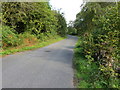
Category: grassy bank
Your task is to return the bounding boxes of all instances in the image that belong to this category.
[73,39,119,88]
[1,37,64,56]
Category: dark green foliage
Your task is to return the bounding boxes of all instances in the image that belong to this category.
[54,11,67,37]
[1,25,39,49]
[2,2,67,36]
[67,26,77,35]
[74,2,120,88]
[2,2,58,35]
[74,39,119,88]
[1,2,67,49]
[2,25,21,48]
[67,21,77,35]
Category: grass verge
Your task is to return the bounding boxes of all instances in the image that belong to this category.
[1,37,64,57]
[73,39,119,88]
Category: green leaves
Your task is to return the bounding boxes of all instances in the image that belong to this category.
[55,11,67,37]
[2,25,20,48]
[2,2,67,37]
[74,2,120,88]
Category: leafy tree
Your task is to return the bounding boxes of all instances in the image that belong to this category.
[74,2,120,88]
[54,11,67,37]
[67,21,77,35]
[2,2,67,37]
[1,2,67,48]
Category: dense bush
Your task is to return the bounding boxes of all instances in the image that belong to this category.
[2,25,21,48]
[2,25,39,49]
[67,26,77,35]
[2,2,67,37]
[74,2,120,88]
[1,2,67,49]
[2,2,56,34]
[19,32,38,45]
[54,11,67,37]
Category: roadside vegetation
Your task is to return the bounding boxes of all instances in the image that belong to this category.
[73,2,120,88]
[1,2,67,56]
[67,21,77,35]
[1,1,120,88]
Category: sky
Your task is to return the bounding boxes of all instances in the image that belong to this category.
[49,0,83,24]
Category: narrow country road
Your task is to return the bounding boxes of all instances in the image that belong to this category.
[2,35,78,88]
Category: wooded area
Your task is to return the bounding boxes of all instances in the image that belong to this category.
[74,2,120,88]
[1,1,120,88]
[1,2,67,50]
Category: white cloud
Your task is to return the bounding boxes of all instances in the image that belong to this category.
[50,0,83,24]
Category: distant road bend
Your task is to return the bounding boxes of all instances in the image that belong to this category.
[2,35,78,88]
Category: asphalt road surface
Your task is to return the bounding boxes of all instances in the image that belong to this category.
[2,35,78,88]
